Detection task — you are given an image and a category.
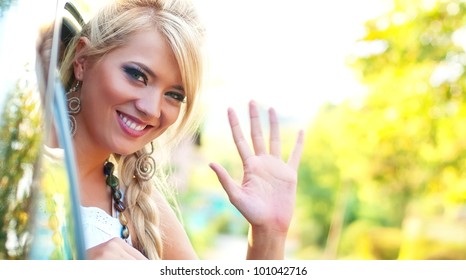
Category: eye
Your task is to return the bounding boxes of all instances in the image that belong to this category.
[123,65,148,85]
[165,91,186,103]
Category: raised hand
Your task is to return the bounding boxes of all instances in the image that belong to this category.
[210,100,304,235]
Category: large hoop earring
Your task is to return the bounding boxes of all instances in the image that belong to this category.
[66,80,81,136]
[135,142,156,181]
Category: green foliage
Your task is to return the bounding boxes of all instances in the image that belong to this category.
[296,0,466,259]
[338,220,402,259]
[0,77,42,259]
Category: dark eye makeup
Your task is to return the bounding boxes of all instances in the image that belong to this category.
[122,65,148,85]
[165,91,186,103]
[122,63,186,103]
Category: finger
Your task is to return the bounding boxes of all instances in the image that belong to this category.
[209,162,240,204]
[112,237,147,260]
[268,107,281,157]
[124,244,147,260]
[228,107,253,162]
[249,100,267,155]
[287,130,305,170]
[87,238,147,260]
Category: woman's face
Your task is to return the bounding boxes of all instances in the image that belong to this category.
[74,29,184,155]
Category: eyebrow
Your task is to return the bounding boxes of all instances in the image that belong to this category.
[131,61,185,92]
[132,61,156,78]
[173,85,185,92]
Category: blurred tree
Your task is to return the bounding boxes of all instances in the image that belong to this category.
[298,0,466,259]
[0,77,42,259]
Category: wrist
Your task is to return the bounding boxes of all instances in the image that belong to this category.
[246,225,288,260]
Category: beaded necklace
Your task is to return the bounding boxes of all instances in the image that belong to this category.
[103,161,130,240]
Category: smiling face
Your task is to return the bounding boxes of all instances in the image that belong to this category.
[73,28,185,156]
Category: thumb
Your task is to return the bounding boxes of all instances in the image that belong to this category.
[209,162,238,202]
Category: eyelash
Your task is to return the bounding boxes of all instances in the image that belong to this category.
[166,92,186,103]
[123,65,148,85]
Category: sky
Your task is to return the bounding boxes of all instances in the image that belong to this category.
[0,0,58,111]
[192,0,392,134]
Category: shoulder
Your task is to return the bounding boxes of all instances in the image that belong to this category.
[152,188,198,260]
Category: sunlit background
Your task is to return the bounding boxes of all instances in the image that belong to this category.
[181,0,393,259]
[3,0,466,260]
[178,0,466,260]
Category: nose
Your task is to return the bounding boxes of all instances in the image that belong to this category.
[135,89,162,120]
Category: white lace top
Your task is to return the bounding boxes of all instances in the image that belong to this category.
[80,205,132,249]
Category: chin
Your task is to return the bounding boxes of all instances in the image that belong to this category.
[115,148,142,156]
[110,140,147,156]
[110,147,138,157]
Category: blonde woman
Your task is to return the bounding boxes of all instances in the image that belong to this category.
[57,0,304,260]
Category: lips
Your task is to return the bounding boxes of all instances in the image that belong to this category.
[118,113,146,131]
[117,111,150,137]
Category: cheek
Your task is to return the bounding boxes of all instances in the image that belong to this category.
[90,67,127,104]
[165,106,182,126]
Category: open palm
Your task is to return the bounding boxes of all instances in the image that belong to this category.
[210,101,304,234]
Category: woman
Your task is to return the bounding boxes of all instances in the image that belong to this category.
[57,0,304,260]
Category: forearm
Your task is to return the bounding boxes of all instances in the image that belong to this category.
[246,225,288,260]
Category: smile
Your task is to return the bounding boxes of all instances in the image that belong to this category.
[118,112,147,132]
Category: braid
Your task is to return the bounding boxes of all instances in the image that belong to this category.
[116,152,164,260]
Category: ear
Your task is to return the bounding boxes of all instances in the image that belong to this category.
[73,37,91,80]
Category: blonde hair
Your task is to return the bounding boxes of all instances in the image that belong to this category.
[60,0,204,259]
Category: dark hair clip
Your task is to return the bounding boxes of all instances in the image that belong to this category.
[61,2,85,47]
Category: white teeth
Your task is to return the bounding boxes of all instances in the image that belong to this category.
[119,113,146,131]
